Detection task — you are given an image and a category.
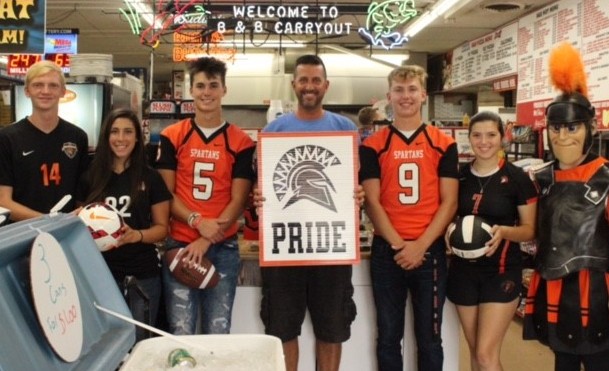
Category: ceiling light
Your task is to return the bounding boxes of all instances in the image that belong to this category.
[372,53,410,66]
[444,0,481,19]
[185,52,250,61]
[215,41,306,49]
[404,0,472,38]
[245,42,306,49]
[125,0,156,27]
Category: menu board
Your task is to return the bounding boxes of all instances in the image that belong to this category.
[581,0,609,105]
[450,22,518,89]
[516,0,609,129]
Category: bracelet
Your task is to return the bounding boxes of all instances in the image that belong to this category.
[137,230,144,243]
[192,215,203,229]
[187,212,201,228]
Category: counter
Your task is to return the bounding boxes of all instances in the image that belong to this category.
[232,239,461,371]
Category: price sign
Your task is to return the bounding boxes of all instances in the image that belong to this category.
[7,54,42,75]
[45,53,71,70]
[7,54,71,75]
[30,232,83,362]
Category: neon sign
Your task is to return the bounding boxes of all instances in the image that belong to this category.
[358,1,417,50]
[118,1,416,50]
[120,0,144,35]
[225,5,353,36]
[173,5,210,26]
[172,30,237,63]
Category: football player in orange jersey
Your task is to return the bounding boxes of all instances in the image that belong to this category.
[0,61,89,221]
[360,65,459,371]
[156,57,255,335]
[523,43,609,371]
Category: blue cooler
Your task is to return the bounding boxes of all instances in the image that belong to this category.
[0,213,135,370]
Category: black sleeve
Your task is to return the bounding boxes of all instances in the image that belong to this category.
[359,145,381,182]
[508,164,538,205]
[438,142,459,178]
[147,168,173,205]
[75,171,91,205]
[154,135,177,170]
[0,130,14,186]
[233,146,256,181]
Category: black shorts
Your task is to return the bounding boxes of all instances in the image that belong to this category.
[260,265,356,343]
[447,260,522,306]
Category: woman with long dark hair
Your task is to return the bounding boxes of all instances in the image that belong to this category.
[447,111,538,371]
[77,107,171,341]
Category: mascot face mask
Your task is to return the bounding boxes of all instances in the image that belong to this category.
[548,122,588,169]
[545,92,596,169]
[545,43,596,169]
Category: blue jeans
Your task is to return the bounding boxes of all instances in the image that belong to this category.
[162,236,240,335]
[370,236,447,371]
[119,275,161,342]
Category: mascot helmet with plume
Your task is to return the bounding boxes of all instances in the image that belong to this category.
[546,42,596,154]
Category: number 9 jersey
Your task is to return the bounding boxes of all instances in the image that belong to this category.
[359,124,459,240]
[156,118,255,243]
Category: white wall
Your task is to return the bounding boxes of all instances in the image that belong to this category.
[180,52,404,106]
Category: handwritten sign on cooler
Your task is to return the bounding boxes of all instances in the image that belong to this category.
[30,232,83,362]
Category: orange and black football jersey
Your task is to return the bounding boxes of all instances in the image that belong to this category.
[156,119,255,243]
[360,124,458,240]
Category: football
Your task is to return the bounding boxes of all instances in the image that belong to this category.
[447,215,493,259]
[164,248,220,289]
[78,202,124,252]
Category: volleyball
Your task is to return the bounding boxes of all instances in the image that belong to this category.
[447,215,493,259]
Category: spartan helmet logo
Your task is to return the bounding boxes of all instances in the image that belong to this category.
[273,145,341,212]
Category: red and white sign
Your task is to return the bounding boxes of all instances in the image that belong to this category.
[149,100,177,114]
[180,100,195,115]
[257,132,360,266]
[493,76,517,92]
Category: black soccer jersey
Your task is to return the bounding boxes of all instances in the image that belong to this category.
[455,160,538,267]
[0,118,89,213]
[76,166,172,279]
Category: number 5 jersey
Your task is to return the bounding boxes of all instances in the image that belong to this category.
[156,118,255,243]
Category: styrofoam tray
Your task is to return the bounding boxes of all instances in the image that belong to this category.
[121,334,285,371]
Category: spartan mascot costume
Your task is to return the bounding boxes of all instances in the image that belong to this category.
[523,42,609,371]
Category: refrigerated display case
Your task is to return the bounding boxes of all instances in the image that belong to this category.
[12,82,115,152]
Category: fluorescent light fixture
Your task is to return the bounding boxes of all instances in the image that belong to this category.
[372,53,410,66]
[404,0,471,38]
[185,52,250,61]
[125,0,156,27]
[215,41,306,49]
[443,0,477,19]
[244,42,306,49]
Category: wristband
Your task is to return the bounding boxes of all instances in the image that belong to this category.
[192,215,203,229]
[137,230,144,243]
[187,212,201,228]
